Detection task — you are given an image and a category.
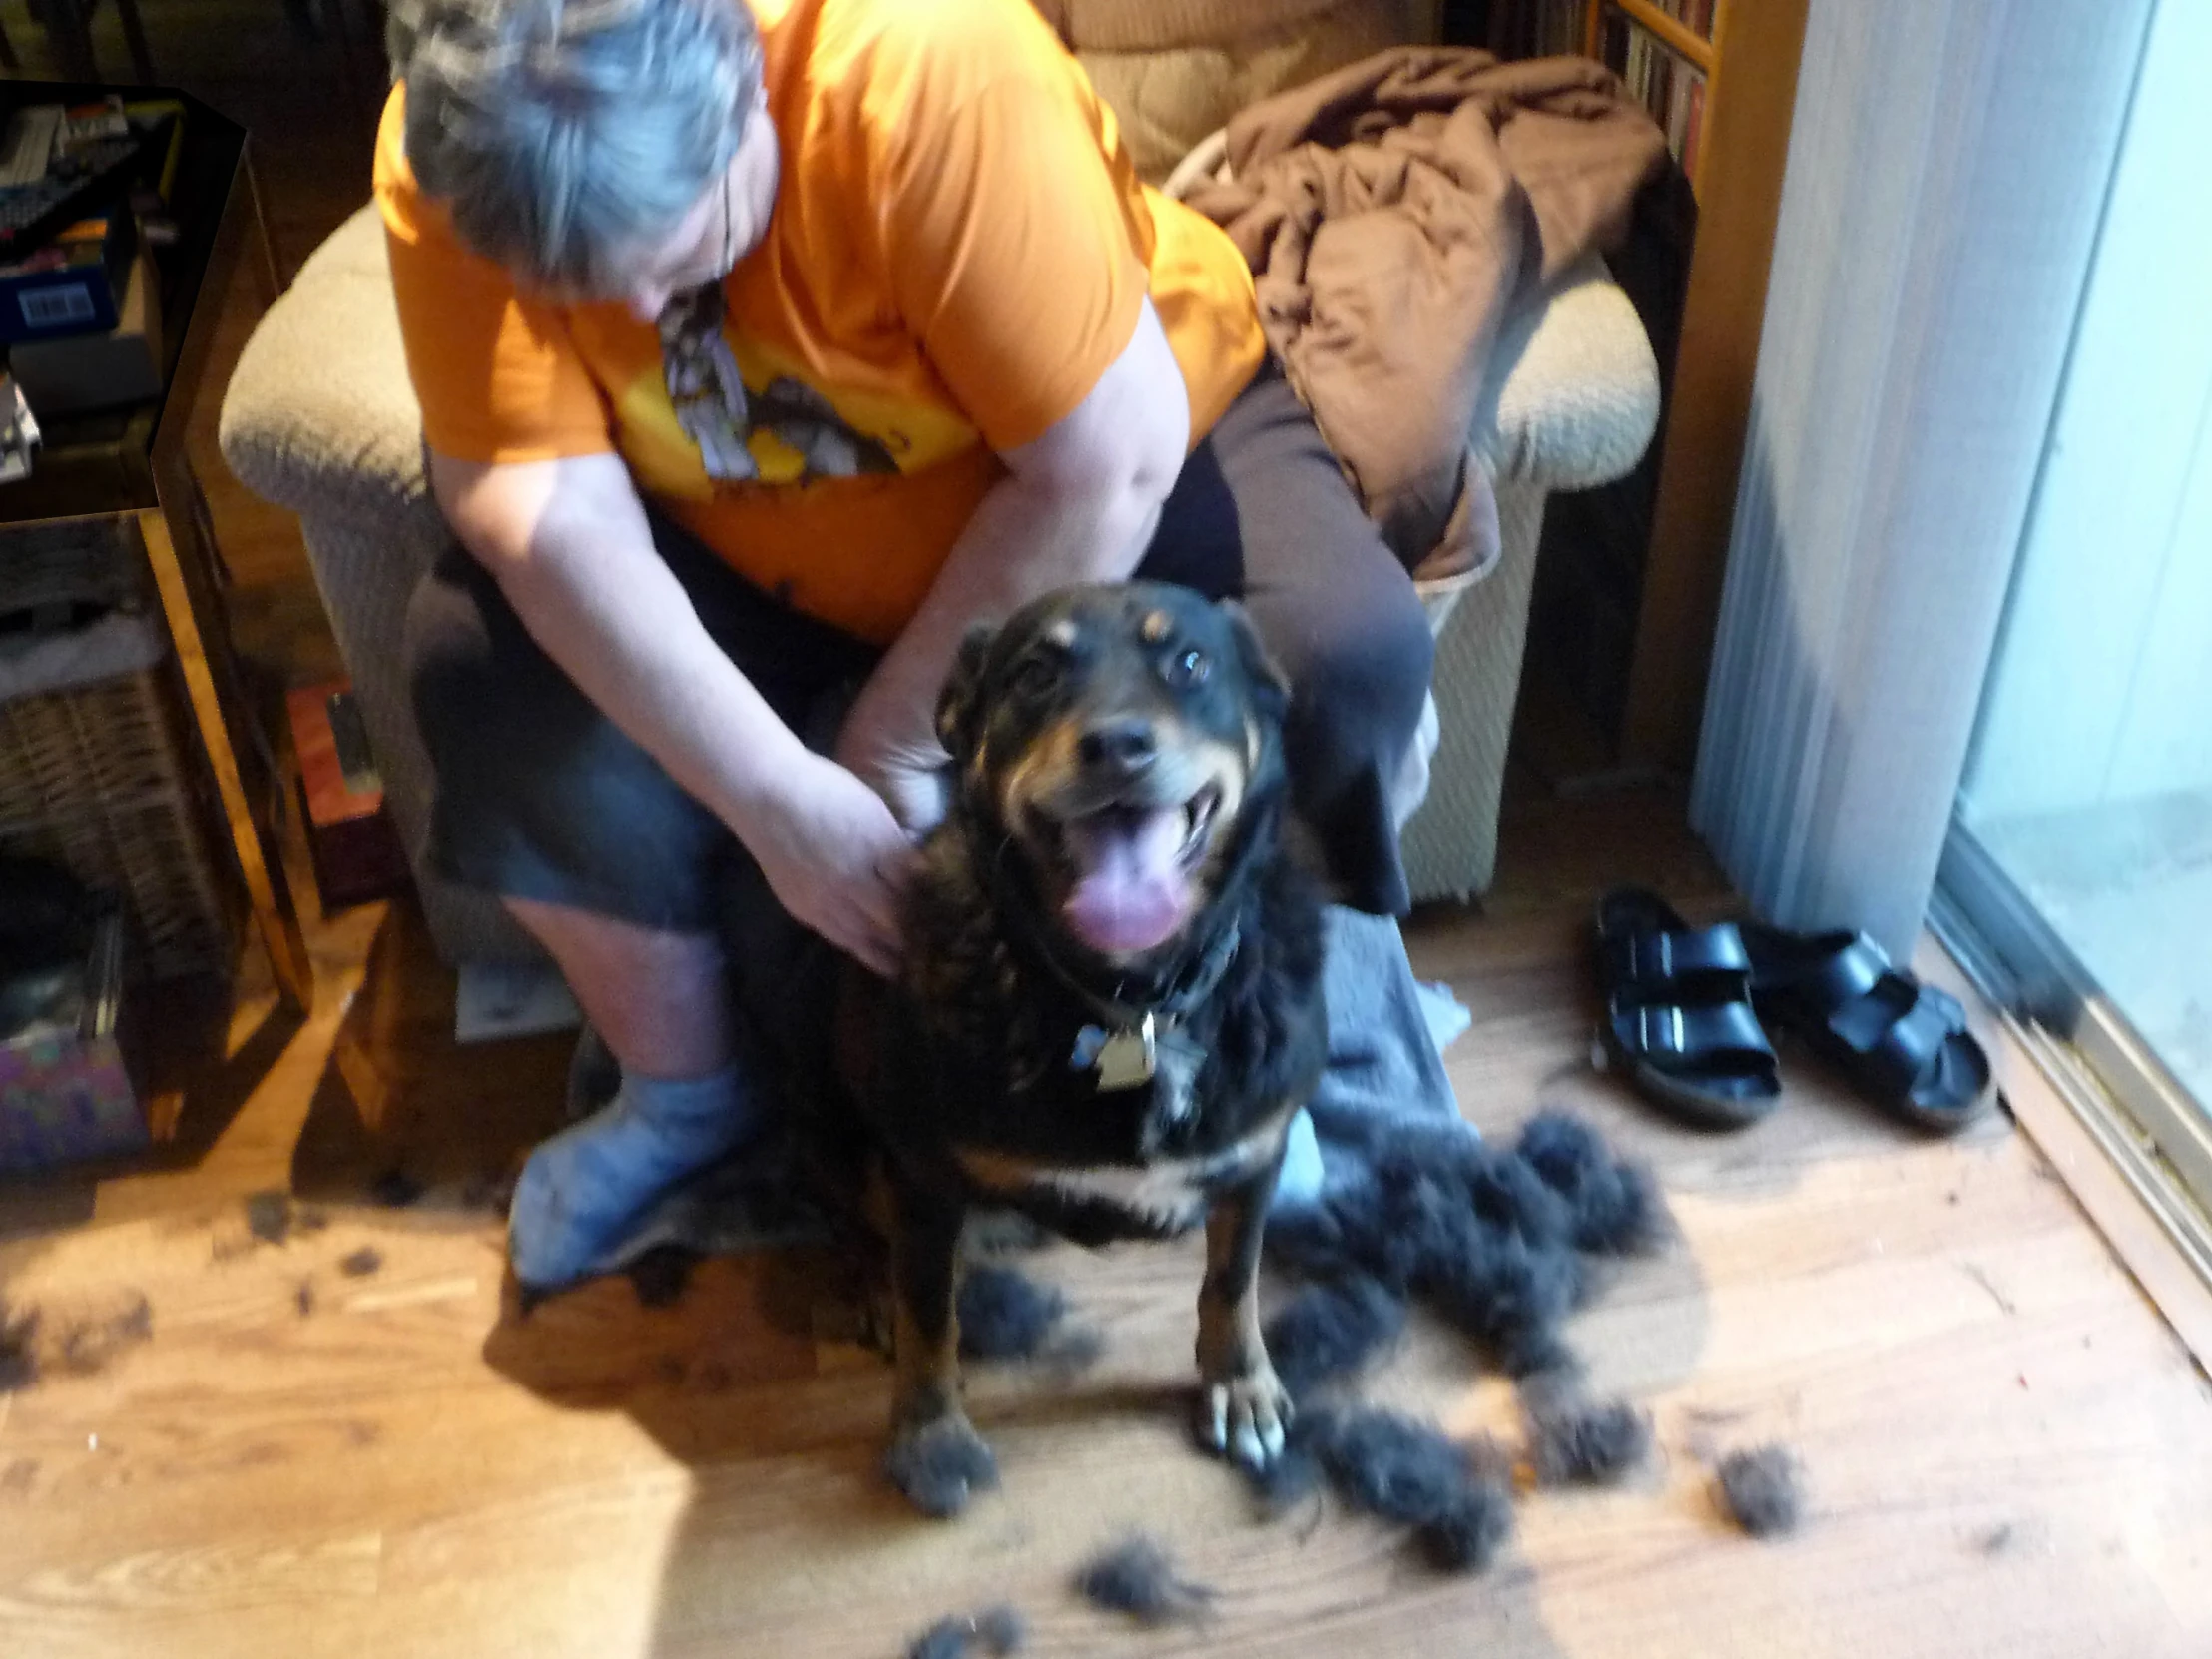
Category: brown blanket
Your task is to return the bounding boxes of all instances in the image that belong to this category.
[1186,49,1667,581]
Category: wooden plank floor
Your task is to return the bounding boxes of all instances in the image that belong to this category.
[4,785,2209,1659]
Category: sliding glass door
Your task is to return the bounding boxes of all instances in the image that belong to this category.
[1944,0,2212,1213]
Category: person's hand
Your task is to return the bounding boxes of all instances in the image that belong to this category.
[743,753,915,978]
[835,703,953,836]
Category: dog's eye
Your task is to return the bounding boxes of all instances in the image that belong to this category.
[1011,654,1062,698]
[1165,647,1211,688]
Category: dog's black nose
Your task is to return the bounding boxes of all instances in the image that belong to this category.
[1078,719,1157,774]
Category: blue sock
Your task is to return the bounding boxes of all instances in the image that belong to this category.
[508,1063,761,1290]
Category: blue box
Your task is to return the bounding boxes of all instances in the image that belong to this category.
[0,211,133,345]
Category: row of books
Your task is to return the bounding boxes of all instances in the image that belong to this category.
[1510,0,1719,43]
[1632,0,1718,39]
[1495,3,1711,182]
[1600,7,1709,180]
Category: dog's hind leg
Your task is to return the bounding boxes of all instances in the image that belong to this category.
[1196,1148,1294,1472]
[882,1177,999,1517]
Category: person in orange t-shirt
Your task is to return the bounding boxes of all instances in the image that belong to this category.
[382,0,1435,1291]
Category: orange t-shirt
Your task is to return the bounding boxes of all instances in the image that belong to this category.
[374,0,1265,644]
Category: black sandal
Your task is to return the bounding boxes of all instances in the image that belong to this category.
[1741,924,1992,1133]
[1594,887,1780,1129]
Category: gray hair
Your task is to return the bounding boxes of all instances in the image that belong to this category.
[387,0,763,293]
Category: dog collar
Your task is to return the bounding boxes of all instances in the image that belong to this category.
[962,816,1249,1092]
[1069,1015,1159,1091]
[1062,920,1242,1092]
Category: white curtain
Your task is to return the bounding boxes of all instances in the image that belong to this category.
[1690,0,2158,961]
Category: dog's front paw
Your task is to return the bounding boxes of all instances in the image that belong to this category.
[884,1413,1000,1518]
[1198,1366,1294,1471]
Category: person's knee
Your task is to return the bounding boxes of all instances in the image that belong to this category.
[1289,576,1435,777]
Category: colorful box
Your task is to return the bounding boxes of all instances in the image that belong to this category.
[0,912,147,1175]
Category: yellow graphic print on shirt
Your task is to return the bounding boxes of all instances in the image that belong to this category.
[615,284,980,500]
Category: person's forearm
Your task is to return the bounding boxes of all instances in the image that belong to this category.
[846,300,1190,781]
[442,460,812,846]
[849,465,1167,767]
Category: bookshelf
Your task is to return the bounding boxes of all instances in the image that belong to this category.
[1592,0,1714,188]
[1494,0,1809,770]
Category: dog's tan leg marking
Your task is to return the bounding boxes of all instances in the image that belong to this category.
[884,1183,998,1515]
[890,1280,961,1431]
[1196,1154,1294,1471]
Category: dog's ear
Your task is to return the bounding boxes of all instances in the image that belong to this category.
[934,622,998,761]
[1219,601,1290,724]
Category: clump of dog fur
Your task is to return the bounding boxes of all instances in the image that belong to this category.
[956,1264,1067,1361]
[1265,1109,1666,1380]
[1293,1408,1517,1571]
[1073,1535,1217,1625]
[1245,1110,1667,1572]
[1528,1397,1654,1487]
[1716,1444,1804,1537]
[1262,1276,1405,1396]
[904,1603,1027,1659]
[0,1292,153,1389]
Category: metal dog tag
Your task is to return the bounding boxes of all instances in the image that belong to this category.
[1071,1013,1157,1091]
[1097,1015,1157,1090]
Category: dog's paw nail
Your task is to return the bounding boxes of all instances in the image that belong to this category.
[1206,1393,1229,1450]
[1261,1416,1287,1461]
[1590,1034,1611,1071]
[1233,1422,1266,1469]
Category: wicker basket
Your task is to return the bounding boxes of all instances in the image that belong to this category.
[0,663,236,981]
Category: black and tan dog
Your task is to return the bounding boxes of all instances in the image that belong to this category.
[838,581,1328,1517]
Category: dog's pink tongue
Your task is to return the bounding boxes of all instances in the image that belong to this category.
[1062,808,1192,957]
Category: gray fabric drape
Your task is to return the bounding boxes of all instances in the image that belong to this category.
[1690,0,2157,961]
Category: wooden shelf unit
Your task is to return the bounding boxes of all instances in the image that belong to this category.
[1598,0,1716,72]
[1501,0,1809,771]
[1609,0,1808,770]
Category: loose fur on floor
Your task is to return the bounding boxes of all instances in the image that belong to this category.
[1266,1110,1666,1378]
[245,1190,293,1245]
[955,1264,1067,1361]
[1527,1398,1653,1487]
[1236,1112,1666,1569]
[1513,1112,1667,1255]
[1073,1535,1218,1625]
[904,1604,1028,1659]
[0,1292,153,1387]
[1716,1444,1804,1537]
[1311,1407,1514,1570]
[0,1300,38,1391]
[1262,1275,1406,1397]
[1261,1406,1516,1573]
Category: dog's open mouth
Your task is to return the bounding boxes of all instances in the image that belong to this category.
[1042,783,1222,958]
